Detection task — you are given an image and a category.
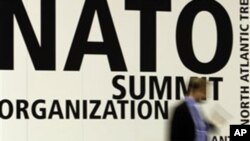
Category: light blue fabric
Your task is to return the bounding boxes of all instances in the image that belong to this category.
[185,97,208,141]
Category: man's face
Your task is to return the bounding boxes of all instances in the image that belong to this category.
[193,89,206,102]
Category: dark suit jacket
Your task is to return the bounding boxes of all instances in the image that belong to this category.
[170,102,196,141]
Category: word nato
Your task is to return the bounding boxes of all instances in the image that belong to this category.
[0,0,233,74]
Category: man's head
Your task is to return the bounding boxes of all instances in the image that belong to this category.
[187,77,207,103]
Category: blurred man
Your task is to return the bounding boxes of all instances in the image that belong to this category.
[170,77,215,141]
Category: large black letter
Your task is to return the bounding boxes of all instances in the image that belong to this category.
[0,0,55,70]
[65,0,127,71]
[176,0,233,74]
[125,0,171,72]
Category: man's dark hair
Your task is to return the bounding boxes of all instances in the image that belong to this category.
[187,77,206,95]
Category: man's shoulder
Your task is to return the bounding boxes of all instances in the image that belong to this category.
[175,101,188,111]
